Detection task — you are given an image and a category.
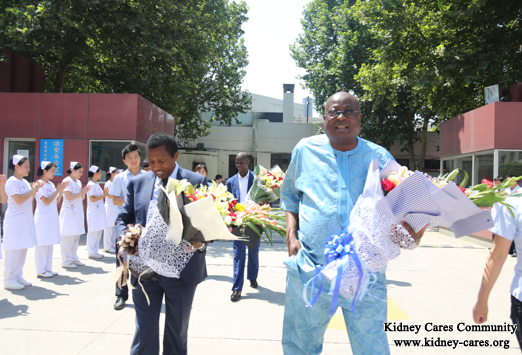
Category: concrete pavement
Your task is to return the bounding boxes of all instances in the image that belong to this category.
[0,231,519,354]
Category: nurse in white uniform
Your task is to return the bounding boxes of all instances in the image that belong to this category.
[0,173,8,260]
[34,161,69,278]
[86,165,107,259]
[3,155,41,290]
[59,162,90,269]
[103,167,120,253]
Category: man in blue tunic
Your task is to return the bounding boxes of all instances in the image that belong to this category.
[280,92,424,354]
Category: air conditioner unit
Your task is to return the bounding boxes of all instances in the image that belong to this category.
[485,85,500,105]
[196,143,204,150]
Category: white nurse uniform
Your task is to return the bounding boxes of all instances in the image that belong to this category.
[3,176,37,287]
[86,180,106,257]
[59,176,85,267]
[34,181,61,275]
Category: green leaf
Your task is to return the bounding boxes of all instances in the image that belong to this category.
[459,171,469,188]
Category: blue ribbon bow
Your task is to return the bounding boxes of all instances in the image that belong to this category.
[302,232,364,317]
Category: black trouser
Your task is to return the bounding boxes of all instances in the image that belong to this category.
[510,295,522,349]
[115,239,128,300]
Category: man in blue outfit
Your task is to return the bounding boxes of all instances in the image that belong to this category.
[226,152,260,301]
[280,92,425,354]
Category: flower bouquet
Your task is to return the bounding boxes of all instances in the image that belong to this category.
[247,165,285,204]
[305,159,520,316]
[226,199,286,249]
[305,160,418,315]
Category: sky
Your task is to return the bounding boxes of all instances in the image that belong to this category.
[239,0,314,106]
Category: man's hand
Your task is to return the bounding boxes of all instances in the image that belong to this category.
[473,300,488,324]
[401,221,428,246]
[285,211,300,256]
[287,232,301,257]
[190,242,203,249]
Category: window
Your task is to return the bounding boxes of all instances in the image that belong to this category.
[499,150,522,177]
[271,153,292,172]
[442,159,454,174]
[454,156,473,187]
[90,141,132,182]
[475,154,494,184]
[7,140,36,182]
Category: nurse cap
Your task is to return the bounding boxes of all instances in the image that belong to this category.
[12,154,25,165]
[69,161,79,170]
[40,161,51,170]
[108,166,118,174]
[89,165,99,173]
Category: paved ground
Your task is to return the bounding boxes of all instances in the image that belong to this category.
[0,231,519,354]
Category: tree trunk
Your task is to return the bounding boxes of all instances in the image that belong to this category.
[406,116,417,170]
[51,61,70,93]
[407,138,416,170]
[417,115,430,172]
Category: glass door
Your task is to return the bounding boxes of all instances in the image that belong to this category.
[7,140,36,182]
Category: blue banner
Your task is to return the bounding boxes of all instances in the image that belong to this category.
[40,139,64,176]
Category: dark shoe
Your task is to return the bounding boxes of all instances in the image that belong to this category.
[230,290,241,302]
[512,252,517,258]
[114,296,126,310]
[250,280,258,289]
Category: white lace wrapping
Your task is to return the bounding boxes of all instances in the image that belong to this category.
[321,160,417,301]
[129,201,196,278]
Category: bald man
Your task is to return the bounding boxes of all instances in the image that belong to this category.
[280,92,425,354]
[226,152,259,301]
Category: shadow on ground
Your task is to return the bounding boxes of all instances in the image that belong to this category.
[4,285,68,301]
[38,274,85,286]
[64,266,109,275]
[240,285,285,306]
[0,298,30,319]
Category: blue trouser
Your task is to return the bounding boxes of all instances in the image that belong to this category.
[232,239,260,291]
[131,275,197,355]
[282,270,390,355]
[116,239,128,300]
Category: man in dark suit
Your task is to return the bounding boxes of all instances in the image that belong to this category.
[116,132,208,355]
[226,152,260,302]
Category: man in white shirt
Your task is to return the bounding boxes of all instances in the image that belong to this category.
[506,175,521,257]
[226,153,258,301]
[474,184,522,349]
[109,144,144,310]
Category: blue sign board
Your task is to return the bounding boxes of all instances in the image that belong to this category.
[40,139,64,176]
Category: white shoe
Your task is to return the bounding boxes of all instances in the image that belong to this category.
[62,263,77,269]
[89,254,104,259]
[48,271,59,276]
[73,261,85,266]
[106,248,117,253]
[4,282,25,290]
[37,272,53,278]
[17,278,32,286]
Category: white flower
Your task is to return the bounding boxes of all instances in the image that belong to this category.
[224,216,232,225]
[233,217,243,226]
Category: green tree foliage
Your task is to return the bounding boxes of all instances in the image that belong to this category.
[292,0,522,170]
[0,0,252,142]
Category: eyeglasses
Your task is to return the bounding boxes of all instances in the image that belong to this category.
[326,108,359,119]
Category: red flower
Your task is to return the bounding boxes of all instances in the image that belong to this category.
[381,179,396,195]
[458,186,467,194]
[279,177,283,181]
[481,179,493,188]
